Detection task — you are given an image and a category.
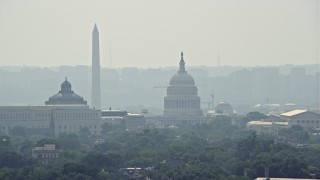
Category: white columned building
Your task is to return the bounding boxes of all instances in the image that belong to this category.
[163,52,202,117]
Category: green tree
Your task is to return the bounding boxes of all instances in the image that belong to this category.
[0,167,17,180]
[57,133,81,150]
[0,151,25,168]
[36,138,59,147]
[82,152,123,170]
[0,136,11,152]
[279,125,309,143]
[236,132,257,160]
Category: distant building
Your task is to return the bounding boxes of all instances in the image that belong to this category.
[102,110,128,117]
[32,144,63,164]
[254,104,282,115]
[0,105,101,136]
[267,114,285,122]
[231,115,247,128]
[246,121,289,136]
[0,78,102,137]
[163,52,202,117]
[281,110,320,128]
[101,110,145,130]
[214,101,234,115]
[159,52,205,126]
[119,168,143,179]
[45,77,87,105]
[125,113,146,130]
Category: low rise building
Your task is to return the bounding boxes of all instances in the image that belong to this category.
[0,78,102,137]
[0,105,102,136]
[126,113,146,130]
[32,144,63,164]
[101,110,145,130]
[281,110,320,128]
[247,121,289,136]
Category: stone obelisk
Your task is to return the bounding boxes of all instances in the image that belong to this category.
[92,24,101,109]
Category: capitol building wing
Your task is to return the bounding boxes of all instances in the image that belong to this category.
[163,52,202,117]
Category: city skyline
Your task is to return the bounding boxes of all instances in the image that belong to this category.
[0,0,319,68]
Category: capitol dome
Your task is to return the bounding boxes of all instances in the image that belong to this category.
[169,71,195,86]
[163,52,202,117]
[45,77,87,105]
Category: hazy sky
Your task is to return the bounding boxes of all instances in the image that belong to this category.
[0,0,319,68]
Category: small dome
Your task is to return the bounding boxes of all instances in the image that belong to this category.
[45,77,87,105]
[215,102,234,115]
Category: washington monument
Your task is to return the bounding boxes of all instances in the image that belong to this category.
[92,24,101,109]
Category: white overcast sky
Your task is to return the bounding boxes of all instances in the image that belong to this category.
[0,0,319,68]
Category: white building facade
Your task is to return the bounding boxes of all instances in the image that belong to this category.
[246,121,289,136]
[281,110,320,128]
[0,78,102,137]
[0,105,102,136]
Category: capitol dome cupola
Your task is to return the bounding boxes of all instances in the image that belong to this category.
[61,77,72,93]
[169,52,196,86]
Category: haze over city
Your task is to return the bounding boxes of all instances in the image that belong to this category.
[1,1,320,180]
[1,0,319,67]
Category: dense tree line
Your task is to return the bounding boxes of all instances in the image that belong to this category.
[0,114,320,179]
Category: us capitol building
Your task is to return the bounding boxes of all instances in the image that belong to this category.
[151,52,206,126]
[164,52,202,117]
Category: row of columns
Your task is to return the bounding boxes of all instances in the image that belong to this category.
[164,100,200,109]
[167,89,197,96]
